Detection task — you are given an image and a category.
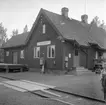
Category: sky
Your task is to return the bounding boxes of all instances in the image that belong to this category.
[0,0,105,38]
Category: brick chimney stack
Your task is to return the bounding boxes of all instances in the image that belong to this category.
[61,7,69,18]
[81,14,88,23]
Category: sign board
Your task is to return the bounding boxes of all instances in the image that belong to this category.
[65,56,68,61]
[69,53,71,58]
[37,41,51,46]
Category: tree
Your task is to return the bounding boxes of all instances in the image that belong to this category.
[23,25,28,33]
[90,16,106,31]
[0,22,7,46]
[0,22,7,62]
[99,20,105,29]
[91,16,100,26]
[12,29,18,36]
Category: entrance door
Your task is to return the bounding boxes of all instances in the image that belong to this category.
[73,49,79,67]
[13,52,18,64]
[40,46,46,58]
[40,46,47,68]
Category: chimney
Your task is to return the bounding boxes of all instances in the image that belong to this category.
[61,7,69,18]
[81,14,88,23]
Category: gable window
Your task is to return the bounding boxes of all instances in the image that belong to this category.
[42,24,46,34]
[47,45,55,58]
[34,47,40,58]
[20,50,24,59]
[6,51,9,56]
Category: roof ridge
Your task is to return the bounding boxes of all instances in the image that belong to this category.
[42,8,83,23]
[42,8,61,16]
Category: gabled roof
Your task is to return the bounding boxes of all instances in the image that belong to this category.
[3,8,106,49]
[42,9,90,46]
[36,9,106,49]
[89,23,106,49]
[26,8,98,47]
[2,32,29,48]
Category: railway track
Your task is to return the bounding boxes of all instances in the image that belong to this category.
[0,75,105,105]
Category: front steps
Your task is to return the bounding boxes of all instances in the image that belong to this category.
[75,66,91,75]
[76,67,88,71]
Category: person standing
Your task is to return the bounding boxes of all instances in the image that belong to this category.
[101,68,106,102]
[100,68,104,81]
[40,57,45,74]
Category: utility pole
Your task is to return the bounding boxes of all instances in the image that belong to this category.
[84,0,86,14]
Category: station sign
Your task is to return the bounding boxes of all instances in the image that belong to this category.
[37,41,51,46]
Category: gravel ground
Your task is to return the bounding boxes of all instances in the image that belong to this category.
[53,73,104,101]
[0,71,105,104]
[0,83,105,105]
[0,84,69,105]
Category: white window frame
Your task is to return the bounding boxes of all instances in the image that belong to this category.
[47,45,55,58]
[42,24,46,34]
[95,51,98,59]
[20,50,24,59]
[34,47,40,58]
[6,51,9,56]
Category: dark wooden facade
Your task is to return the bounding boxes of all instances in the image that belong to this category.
[3,8,105,71]
[3,14,88,70]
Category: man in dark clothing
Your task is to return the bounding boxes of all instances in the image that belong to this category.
[102,73,106,102]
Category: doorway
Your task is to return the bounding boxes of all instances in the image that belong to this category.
[40,46,46,58]
[73,49,79,67]
[13,52,18,64]
[40,46,47,68]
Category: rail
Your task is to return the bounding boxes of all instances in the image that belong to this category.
[0,75,105,104]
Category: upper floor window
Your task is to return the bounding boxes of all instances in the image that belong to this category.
[34,47,40,58]
[6,51,9,56]
[47,45,55,58]
[20,50,24,59]
[42,24,46,34]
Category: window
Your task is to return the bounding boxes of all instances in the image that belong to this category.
[20,50,24,58]
[103,52,106,59]
[34,47,40,58]
[75,49,78,56]
[95,51,98,59]
[47,45,55,58]
[6,51,9,56]
[42,24,46,34]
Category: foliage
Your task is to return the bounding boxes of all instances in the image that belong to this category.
[0,22,7,62]
[91,16,100,26]
[99,20,105,29]
[90,16,106,30]
[23,25,28,33]
[0,22,7,46]
[12,29,18,36]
